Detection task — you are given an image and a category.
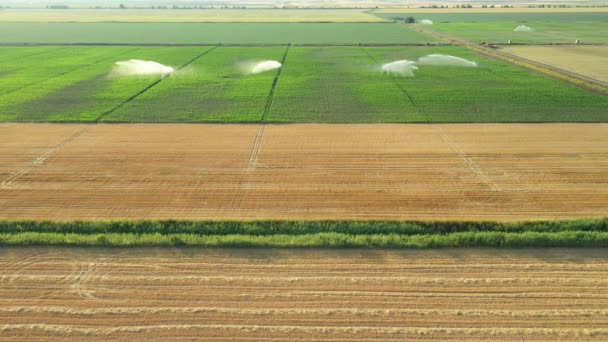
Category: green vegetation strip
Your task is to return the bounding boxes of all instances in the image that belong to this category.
[0,218,606,248]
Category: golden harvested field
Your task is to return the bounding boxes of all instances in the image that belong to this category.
[503,46,608,83]
[0,9,387,22]
[1,248,608,341]
[1,123,608,221]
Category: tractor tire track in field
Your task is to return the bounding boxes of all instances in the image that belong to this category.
[2,47,217,189]
[0,47,140,98]
[0,126,90,190]
[0,251,47,282]
[231,45,290,209]
[70,263,100,301]
[94,46,218,123]
[434,125,500,192]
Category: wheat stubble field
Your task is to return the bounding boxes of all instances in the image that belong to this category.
[1,248,607,341]
[1,123,607,220]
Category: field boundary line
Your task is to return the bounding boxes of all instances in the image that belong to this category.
[94,46,218,123]
[410,24,608,96]
[433,125,500,192]
[0,47,140,99]
[0,127,90,190]
[230,45,291,209]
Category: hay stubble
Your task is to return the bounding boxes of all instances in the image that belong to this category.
[0,248,607,340]
[1,123,607,220]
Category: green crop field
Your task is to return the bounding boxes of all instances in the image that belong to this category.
[270,45,608,122]
[373,12,608,22]
[0,8,388,23]
[0,46,208,122]
[1,45,607,123]
[0,22,433,44]
[105,46,287,122]
[426,21,608,44]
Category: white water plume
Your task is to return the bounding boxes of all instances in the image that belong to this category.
[514,25,533,32]
[238,60,282,75]
[418,19,433,25]
[417,54,478,67]
[110,59,175,77]
[381,60,418,77]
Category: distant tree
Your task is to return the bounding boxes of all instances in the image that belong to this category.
[405,17,415,24]
[119,3,126,9]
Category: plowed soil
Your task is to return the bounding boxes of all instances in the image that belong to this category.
[1,123,607,220]
[1,248,607,341]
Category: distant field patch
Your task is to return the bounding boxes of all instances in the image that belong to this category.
[425,21,608,44]
[0,22,432,44]
[374,11,608,22]
[372,8,608,14]
[0,9,388,22]
[502,45,608,83]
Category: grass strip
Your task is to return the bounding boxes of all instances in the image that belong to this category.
[0,218,606,248]
[1,218,606,235]
[0,231,607,248]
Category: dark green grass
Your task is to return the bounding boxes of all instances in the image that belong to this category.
[1,218,606,248]
[104,46,285,122]
[427,21,608,44]
[374,12,608,22]
[0,22,434,44]
[270,45,608,123]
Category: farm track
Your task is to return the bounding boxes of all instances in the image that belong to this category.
[0,248,607,341]
[1,123,607,221]
[410,25,608,95]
